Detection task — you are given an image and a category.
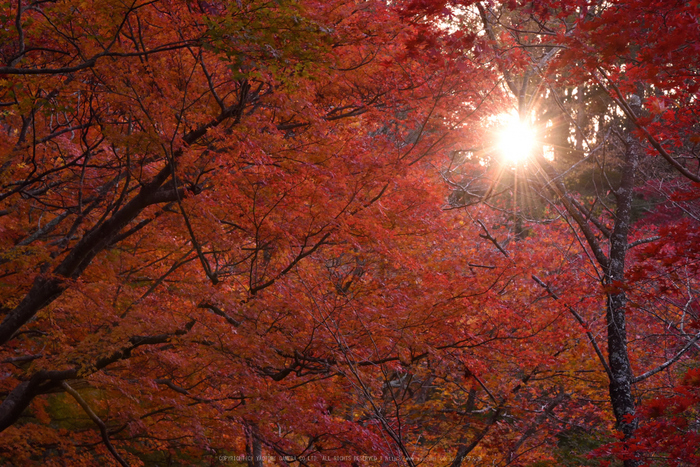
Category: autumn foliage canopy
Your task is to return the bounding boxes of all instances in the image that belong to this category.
[1,0,699,466]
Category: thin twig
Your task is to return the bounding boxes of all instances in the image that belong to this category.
[61,382,130,467]
[532,275,612,380]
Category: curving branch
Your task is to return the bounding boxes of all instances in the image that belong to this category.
[633,331,700,384]
[61,382,130,467]
[595,68,700,184]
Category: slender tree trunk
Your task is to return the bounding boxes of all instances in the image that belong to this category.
[245,423,264,467]
[534,103,643,466]
[605,130,642,466]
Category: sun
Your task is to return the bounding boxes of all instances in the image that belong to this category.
[497,115,536,165]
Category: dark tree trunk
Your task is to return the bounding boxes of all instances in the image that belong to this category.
[245,423,264,467]
[604,130,642,466]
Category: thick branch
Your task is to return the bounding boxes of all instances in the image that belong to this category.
[0,97,248,345]
[197,302,241,327]
[0,320,195,432]
[533,154,610,269]
[571,198,611,238]
[628,236,661,249]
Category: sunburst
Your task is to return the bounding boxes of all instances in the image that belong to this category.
[497,114,536,166]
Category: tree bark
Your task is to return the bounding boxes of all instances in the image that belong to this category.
[533,111,642,466]
[245,423,264,467]
[604,128,642,466]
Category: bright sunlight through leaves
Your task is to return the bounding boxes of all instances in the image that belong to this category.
[497,114,536,165]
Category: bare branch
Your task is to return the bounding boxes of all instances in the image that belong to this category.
[477,219,509,258]
[595,68,700,183]
[633,332,700,384]
[532,275,612,380]
[61,382,130,467]
[628,236,661,249]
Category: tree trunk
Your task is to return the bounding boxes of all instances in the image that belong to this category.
[605,130,642,466]
[245,423,264,467]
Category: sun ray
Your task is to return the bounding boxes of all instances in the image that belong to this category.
[497,115,536,165]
